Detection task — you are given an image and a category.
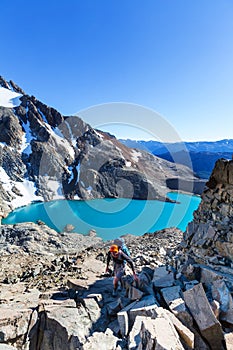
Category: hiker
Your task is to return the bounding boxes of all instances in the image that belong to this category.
[105,244,138,296]
[113,237,130,257]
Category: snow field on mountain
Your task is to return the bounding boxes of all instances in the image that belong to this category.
[0,167,43,209]
[0,87,22,108]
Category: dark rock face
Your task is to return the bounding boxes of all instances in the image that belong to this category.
[0,146,26,181]
[0,107,23,148]
[0,76,12,90]
[0,77,200,218]
[206,158,233,187]
[182,159,233,266]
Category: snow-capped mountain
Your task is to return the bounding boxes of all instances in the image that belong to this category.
[0,76,203,218]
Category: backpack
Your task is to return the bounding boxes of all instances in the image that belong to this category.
[113,238,130,257]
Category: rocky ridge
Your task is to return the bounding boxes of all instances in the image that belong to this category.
[0,159,233,349]
[0,76,204,219]
[183,158,233,267]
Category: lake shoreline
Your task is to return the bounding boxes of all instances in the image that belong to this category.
[2,192,201,241]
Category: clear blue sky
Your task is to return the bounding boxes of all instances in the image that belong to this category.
[1,0,233,141]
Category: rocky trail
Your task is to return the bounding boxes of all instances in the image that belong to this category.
[0,225,232,350]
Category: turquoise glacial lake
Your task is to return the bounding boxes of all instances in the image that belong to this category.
[2,192,201,241]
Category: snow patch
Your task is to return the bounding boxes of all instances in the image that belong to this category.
[0,142,7,148]
[0,87,22,108]
[21,120,34,154]
[131,150,142,162]
[38,108,48,124]
[67,163,80,185]
[0,167,43,209]
[64,120,77,147]
[46,122,75,160]
[54,126,64,138]
[76,163,80,184]
[86,186,92,193]
[53,126,75,157]
[125,161,132,167]
[67,166,74,184]
[95,130,104,140]
[46,179,64,200]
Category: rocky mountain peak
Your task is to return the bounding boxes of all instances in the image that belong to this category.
[0,76,204,219]
[0,75,25,94]
[0,75,12,90]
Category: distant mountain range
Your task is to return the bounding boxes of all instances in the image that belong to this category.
[119,139,233,179]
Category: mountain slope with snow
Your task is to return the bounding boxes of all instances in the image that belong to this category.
[0,87,22,108]
[0,76,204,218]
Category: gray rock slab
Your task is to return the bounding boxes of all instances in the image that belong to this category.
[199,265,225,288]
[108,318,121,336]
[190,223,217,247]
[107,298,123,316]
[152,265,175,288]
[128,316,151,350]
[117,295,158,336]
[198,264,233,291]
[161,285,193,327]
[0,308,32,343]
[183,283,224,350]
[128,295,158,319]
[127,285,144,301]
[85,293,103,306]
[224,332,233,350]
[129,304,158,328]
[83,297,101,321]
[38,299,100,348]
[83,328,120,350]
[211,279,233,325]
[184,279,199,290]
[117,310,129,337]
[128,315,185,350]
[0,284,40,310]
[67,278,88,291]
[156,307,194,349]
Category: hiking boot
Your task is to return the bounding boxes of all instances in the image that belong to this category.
[112,289,117,297]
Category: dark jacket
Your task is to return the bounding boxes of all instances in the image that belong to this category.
[107,250,135,273]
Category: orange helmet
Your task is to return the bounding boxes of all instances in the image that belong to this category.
[109,244,119,253]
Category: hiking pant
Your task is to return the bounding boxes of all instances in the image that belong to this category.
[114,263,125,280]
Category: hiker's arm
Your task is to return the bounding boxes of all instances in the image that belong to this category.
[121,252,139,281]
[121,252,136,273]
[105,252,111,272]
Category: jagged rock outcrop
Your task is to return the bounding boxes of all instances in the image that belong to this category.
[0,107,23,148]
[182,158,233,267]
[0,76,203,218]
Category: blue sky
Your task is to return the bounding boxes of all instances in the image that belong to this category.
[1,0,233,141]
